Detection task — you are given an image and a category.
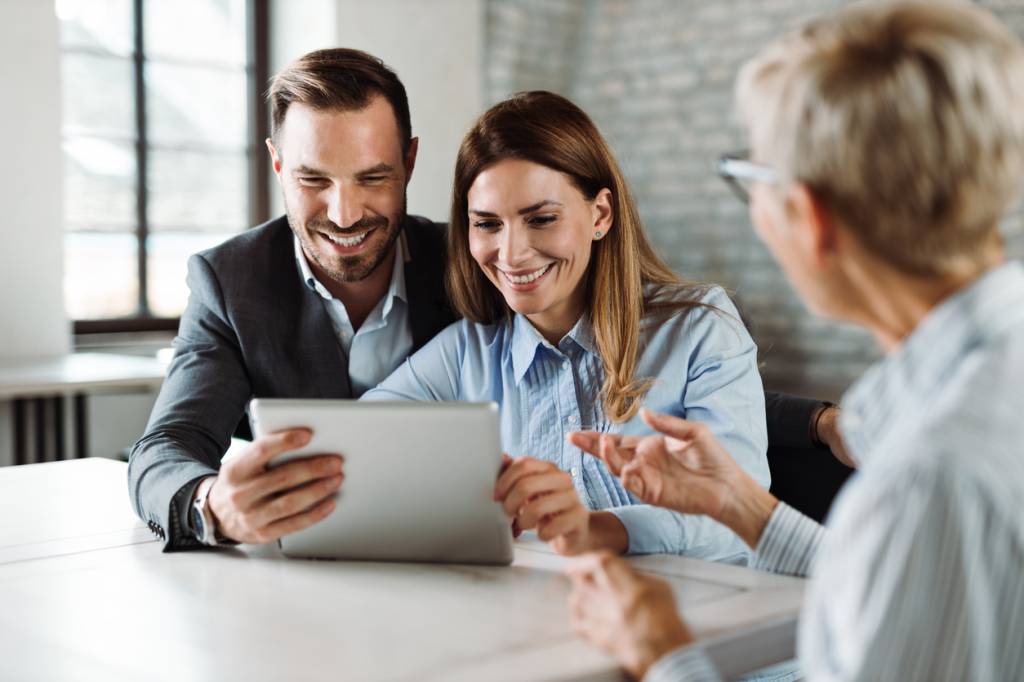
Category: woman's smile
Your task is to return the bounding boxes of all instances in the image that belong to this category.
[497,262,556,290]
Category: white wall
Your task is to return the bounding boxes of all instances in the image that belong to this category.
[269,0,485,223]
[269,0,339,74]
[0,0,69,360]
[0,0,69,466]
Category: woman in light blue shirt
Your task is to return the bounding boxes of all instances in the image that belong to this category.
[365,91,769,562]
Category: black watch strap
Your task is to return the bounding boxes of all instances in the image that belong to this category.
[810,401,836,448]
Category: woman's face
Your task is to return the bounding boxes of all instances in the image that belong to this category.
[467,159,612,340]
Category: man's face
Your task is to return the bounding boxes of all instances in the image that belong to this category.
[267,96,416,285]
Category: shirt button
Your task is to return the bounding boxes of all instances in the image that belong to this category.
[567,414,578,424]
[570,467,579,477]
[562,360,570,370]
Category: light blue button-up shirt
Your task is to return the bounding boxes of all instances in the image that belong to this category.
[294,234,413,397]
[365,286,769,561]
[647,262,1024,682]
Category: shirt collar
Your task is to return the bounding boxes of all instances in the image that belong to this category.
[840,261,1024,465]
[510,312,599,384]
[293,231,408,315]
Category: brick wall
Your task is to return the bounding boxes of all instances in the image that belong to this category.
[483,0,1024,399]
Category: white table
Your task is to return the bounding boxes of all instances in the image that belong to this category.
[0,353,166,463]
[0,459,806,681]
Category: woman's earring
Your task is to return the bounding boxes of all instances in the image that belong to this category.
[594,230,603,239]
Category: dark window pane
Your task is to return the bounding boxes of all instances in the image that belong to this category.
[64,232,139,319]
[56,0,133,55]
[144,0,246,66]
[145,62,247,149]
[63,136,137,232]
[148,149,248,232]
[58,0,255,324]
[147,232,237,317]
[61,52,135,139]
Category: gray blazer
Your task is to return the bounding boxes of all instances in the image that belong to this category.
[128,215,454,550]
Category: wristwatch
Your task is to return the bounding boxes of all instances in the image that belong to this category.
[811,401,836,448]
[191,477,222,546]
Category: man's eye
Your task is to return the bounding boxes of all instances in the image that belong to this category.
[361,176,387,184]
[298,177,327,187]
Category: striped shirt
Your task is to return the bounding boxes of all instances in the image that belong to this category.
[647,262,1024,681]
[365,286,770,562]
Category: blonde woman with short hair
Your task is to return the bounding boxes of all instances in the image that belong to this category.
[567,2,1024,680]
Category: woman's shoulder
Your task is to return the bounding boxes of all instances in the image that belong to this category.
[644,282,741,325]
[423,316,511,358]
[641,283,749,350]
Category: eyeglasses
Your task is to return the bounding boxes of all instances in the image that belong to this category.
[717,150,780,204]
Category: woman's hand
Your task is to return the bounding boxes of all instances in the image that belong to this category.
[494,456,606,555]
[568,409,778,549]
[567,552,693,679]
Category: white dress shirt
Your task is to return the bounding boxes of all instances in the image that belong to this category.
[294,233,413,396]
[647,262,1024,681]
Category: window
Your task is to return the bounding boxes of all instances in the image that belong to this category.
[56,0,268,331]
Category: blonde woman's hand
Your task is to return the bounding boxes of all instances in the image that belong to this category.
[568,409,778,548]
[567,551,693,679]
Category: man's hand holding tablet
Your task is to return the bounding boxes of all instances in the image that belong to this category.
[248,400,514,564]
[203,429,344,544]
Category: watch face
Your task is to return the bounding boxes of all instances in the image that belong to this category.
[190,505,206,540]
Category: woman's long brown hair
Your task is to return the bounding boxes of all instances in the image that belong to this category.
[447,91,710,422]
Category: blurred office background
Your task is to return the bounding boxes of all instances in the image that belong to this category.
[2,0,1022,466]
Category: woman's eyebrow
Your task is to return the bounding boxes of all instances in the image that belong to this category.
[518,200,562,215]
[468,200,563,217]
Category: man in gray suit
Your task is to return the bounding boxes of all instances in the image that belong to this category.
[129,48,455,550]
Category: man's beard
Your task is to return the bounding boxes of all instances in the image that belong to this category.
[286,195,406,285]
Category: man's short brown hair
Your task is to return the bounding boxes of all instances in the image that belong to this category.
[268,48,412,152]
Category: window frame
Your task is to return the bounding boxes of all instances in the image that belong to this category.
[69,0,270,335]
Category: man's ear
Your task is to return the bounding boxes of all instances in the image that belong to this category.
[266,137,283,183]
[591,188,613,240]
[403,137,420,185]
[785,183,837,268]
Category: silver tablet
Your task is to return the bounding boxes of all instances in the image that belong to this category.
[248,399,513,565]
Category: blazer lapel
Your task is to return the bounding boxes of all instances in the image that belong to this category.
[278,229,352,399]
[295,287,352,398]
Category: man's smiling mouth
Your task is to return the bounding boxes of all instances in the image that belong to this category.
[320,229,373,248]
